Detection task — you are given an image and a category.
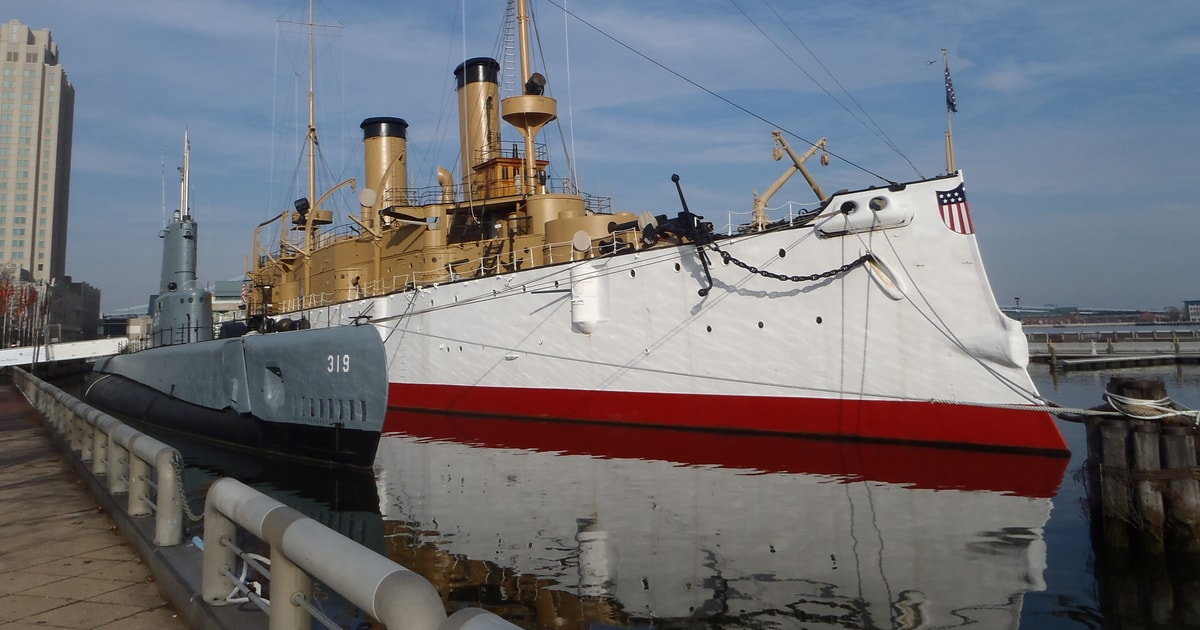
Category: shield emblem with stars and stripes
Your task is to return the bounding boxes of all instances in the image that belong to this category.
[936,184,973,234]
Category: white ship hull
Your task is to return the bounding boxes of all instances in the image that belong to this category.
[280,173,1065,452]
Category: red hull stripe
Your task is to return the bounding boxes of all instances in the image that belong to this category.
[383,411,1068,498]
[385,383,1069,454]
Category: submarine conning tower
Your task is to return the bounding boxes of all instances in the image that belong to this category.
[151,210,214,347]
[360,116,409,224]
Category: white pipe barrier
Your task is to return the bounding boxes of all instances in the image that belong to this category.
[203,477,521,630]
[10,367,183,546]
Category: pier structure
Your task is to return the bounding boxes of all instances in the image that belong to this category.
[1027,329,1200,371]
[1083,377,1200,554]
[0,338,125,368]
[1080,376,1200,627]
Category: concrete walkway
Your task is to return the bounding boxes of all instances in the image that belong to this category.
[0,381,188,629]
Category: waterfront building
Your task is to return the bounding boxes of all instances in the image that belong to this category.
[46,275,100,341]
[1185,300,1200,323]
[0,19,73,285]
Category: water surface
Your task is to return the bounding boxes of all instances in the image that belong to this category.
[81,363,1200,628]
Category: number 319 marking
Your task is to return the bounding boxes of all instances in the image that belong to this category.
[327,354,351,373]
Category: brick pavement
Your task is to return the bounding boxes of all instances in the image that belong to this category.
[0,380,189,629]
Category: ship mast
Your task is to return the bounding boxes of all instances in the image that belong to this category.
[305,0,318,247]
[502,0,557,194]
[943,48,957,174]
[515,0,539,191]
[179,130,190,219]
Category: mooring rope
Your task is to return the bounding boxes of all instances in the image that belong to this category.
[1102,392,1200,422]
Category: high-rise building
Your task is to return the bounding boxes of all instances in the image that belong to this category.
[0,19,73,285]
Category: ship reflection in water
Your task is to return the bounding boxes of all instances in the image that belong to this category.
[375,412,1068,629]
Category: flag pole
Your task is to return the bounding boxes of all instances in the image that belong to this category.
[943,48,957,174]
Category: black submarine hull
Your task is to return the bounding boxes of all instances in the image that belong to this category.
[85,325,388,469]
[83,372,382,468]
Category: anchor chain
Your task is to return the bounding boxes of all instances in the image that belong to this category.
[708,242,875,283]
[172,451,204,522]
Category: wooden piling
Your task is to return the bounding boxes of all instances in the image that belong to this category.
[1132,423,1165,553]
[1148,557,1175,627]
[1162,426,1200,553]
[1108,377,1168,404]
[1105,552,1141,624]
[1179,560,1200,627]
[1100,420,1131,548]
[1089,377,1200,554]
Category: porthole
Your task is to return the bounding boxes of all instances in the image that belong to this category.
[816,316,823,324]
[758,321,764,329]
[706,325,712,333]
[869,196,888,212]
[630,269,636,278]
[840,201,857,215]
[778,249,786,258]
[674,263,681,272]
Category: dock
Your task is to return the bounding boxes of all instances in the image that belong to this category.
[0,379,186,628]
[1026,329,1200,371]
[0,338,125,369]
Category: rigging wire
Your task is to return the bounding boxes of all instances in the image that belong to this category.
[410,3,464,190]
[527,1,577,189]
[562,0,580,190]
[541,0,897,187]
[733,0,924,179]
[356,219,1047,409]
[866,226,1046,405]
[269,25,282,218]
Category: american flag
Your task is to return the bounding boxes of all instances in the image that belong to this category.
[944,66,958,113]
[936,184,973,234]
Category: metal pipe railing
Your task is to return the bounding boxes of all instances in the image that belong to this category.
[202,477,521,630]
[10,367,183,546]
[12,368,525,628]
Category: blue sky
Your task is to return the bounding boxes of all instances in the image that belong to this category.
[8,0,1200,312]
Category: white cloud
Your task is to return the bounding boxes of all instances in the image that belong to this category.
[7,0,1199,310]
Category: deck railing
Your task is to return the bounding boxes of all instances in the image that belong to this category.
[202,476,520,630]
[270,227,646,313]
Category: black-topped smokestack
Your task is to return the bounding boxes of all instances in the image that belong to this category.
[454,57,501,174]
[454,57,500,89]
[360,116,410,214]
[360,116,409,140]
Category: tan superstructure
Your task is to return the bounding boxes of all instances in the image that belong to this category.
[248,2,634,316]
